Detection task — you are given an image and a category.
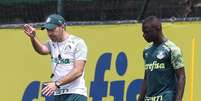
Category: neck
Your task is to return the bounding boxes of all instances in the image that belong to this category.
[153,34,167,45]
[58,31,69,42]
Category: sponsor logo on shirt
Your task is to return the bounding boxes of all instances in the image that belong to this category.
[145,61,165,71]
[52,57,70,64]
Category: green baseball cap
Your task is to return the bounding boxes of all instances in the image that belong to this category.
[41,14,65,30]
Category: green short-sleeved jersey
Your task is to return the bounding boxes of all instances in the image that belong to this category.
[143,40,184,100]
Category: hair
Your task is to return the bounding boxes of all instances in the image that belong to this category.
[143,16,162,31]
[143,16,160,24]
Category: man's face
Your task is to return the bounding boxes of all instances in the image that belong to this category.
[142,23,158,43]
[47,26,63,42]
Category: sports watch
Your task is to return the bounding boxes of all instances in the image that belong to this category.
[55,81,61,89]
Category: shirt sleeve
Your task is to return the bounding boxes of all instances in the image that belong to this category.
[171,47,184,69]
[75,39,88,61]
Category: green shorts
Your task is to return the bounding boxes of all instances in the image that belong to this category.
[54,94,87,101]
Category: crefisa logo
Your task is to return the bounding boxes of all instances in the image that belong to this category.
[22,52,142,101]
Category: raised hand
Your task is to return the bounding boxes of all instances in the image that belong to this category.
[23,24,36,38]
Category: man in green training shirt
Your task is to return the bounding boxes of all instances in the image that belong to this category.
[138,16,186,101]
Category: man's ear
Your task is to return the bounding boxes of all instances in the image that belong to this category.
[61,24,65,29]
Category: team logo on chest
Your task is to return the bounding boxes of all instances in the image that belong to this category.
[63,44,72,54]
[156,51,165,59]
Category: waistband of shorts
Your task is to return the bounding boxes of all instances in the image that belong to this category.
[54,89,69,95]
[145,95,163,101]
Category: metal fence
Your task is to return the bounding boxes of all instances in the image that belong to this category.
[0,0,201,24]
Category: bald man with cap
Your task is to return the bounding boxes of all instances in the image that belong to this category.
[138,16,186,101]
[23,14,88,101]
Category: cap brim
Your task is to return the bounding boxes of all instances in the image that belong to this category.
[41,23,57,30]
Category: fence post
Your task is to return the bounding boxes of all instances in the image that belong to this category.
[57,0,63,16]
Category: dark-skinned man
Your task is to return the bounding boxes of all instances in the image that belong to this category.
[138,16,186,101]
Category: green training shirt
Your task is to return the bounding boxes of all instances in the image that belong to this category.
[143,40,184,98]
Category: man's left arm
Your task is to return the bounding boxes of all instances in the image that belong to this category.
[57,60,86,85]
[175,67,186,101]
[171,46,186,101]
[41,60,86,96]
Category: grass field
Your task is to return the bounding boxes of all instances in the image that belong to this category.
[0,22,200,101]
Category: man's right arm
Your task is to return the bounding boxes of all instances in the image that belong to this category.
[138,72,147,101]
[24,24,50,55]
[30,36,50,55]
